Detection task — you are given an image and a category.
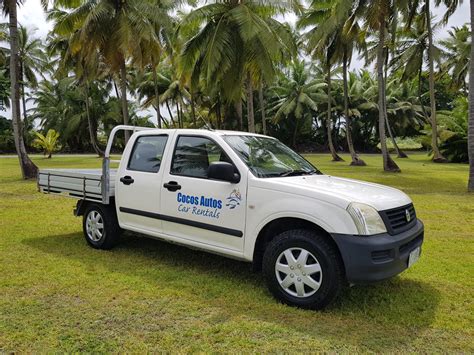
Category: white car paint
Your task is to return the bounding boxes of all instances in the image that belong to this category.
[111,129,413,262]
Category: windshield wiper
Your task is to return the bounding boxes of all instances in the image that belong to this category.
[277,169,317,177]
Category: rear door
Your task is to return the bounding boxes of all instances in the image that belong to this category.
[159,134,247,252]
[115,132,171,233]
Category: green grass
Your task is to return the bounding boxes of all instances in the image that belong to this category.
[1,153,473,352]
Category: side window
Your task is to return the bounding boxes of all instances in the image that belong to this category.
[171,136,231,178]
[128,135,168,173]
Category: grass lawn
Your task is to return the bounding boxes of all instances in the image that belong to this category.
[1,153,473,352]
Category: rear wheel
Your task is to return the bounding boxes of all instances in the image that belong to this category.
[83,203,121,250]
[262,229,344,310]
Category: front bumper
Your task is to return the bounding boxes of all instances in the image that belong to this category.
[331,219,424,283]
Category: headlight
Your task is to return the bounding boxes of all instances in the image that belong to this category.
[347,202,387,235]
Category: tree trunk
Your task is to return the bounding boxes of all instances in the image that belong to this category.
[166,100,175,127]
[418,67,431,123]
[326,65,344,162]
[385,113,408,158]
[293,117,299,148]
[176,99,185,129]
[21,82,28,135]
[20,63,28,136]
[246,72,255,133]
[113,79,121,100]
[179,94,186,128]
[468,0,474,192]
[190,93,197,127]
[119,58,130,143]
[152,59,162,129]
[235,99,243,131]
[343,54,365,166]
[8,0,38,179]
[84,84,104,157]
[426,1,447,163]
[259,82,267,135]
[377,21,400,172]
[387,4,408,159]
[216,95,222,129]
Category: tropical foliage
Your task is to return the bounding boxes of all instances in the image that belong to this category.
[32,128,61,158]
[0,0,473,189]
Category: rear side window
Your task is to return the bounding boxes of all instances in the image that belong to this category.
[128,135,168,173]
[171,136,231,178]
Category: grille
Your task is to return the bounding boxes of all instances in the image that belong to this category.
[379,203,417,235]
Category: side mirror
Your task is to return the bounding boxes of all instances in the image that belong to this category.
[208,162,240,183]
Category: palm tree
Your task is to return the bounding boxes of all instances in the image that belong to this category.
[270,60,326,147]
[129,3,175,129]
[363,0,402,172]
[32,129,61,158]
[469,0,474,192]
[298,0,350,162]
[359,28,409,159]
[340,32,367,165]
[17,26,46,131]
[180,0,299,133]
[2,0,38,178]
[52,0,168,142]
[323,62,344,161]
[44,25,105,156]
[424,0,447,162]
[405,0,462,162]
[440,25,471,91]
[299,0,365,165]
[258,80,268,135]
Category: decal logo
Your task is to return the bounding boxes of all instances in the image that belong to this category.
[406,209,411,222]
[177,192,222,219]
[226,189,242,209]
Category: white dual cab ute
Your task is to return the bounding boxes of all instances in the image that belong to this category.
[38,125,424,309]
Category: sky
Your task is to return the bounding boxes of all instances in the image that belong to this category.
[1,0,471,123]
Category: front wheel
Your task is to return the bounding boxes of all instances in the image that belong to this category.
[83,203,121,250]
[262,229,344,310]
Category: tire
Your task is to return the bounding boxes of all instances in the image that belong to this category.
[82,203,121,250]
[262,229,344,310]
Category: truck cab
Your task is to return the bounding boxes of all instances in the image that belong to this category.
[39,126,424,309]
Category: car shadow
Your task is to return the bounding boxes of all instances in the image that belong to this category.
[23,232,440,351]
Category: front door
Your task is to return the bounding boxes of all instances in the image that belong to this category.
[160,134,247,252]
[115,133,170,233]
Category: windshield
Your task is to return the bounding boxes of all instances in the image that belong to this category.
[223,135,321,178]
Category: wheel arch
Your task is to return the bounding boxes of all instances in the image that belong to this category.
[252,217,345,273]
[74,199,114,217]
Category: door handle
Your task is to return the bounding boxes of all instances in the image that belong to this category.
[163,181,181,192]
[120,176,135,185]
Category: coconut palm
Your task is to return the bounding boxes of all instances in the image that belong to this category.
[405,0,462,162]
[362,0,403,172]
[45,23,107,156]
[179,0,299,133]
[51,0,171,142]
[440,25,471,91]
[17,26,46,130]
[2,0,38,178]
[358,26,411,159]
[270,60,326,147]
[298,0,352,162]
[299,0,366,165]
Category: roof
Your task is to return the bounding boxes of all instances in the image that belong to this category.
[137,128,270,138]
